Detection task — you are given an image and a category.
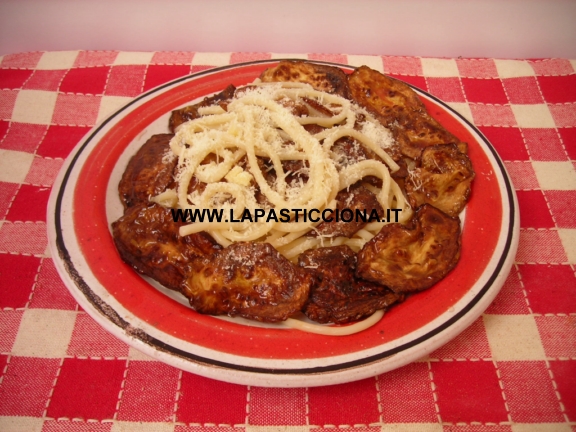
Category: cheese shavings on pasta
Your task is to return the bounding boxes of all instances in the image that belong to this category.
[164,82,412,258]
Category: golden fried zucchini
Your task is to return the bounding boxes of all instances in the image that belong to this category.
[405,144,475,217]
[356,204,461,293]
[182,242,312,322]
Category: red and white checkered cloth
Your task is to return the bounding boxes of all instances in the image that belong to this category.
[0,51,575,432]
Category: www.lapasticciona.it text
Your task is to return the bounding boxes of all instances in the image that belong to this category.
[170,208,403,224]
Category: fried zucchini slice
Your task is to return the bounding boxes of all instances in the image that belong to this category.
[118,134,176,209]
[356,204,461,293]
[405,144,475,217]
[349,66,465,159]
[299,245,401,324]
[182,242,312,322]
[259,60,351,98]
[112,203,221,291]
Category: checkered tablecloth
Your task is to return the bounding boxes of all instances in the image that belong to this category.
[0,51,575,432]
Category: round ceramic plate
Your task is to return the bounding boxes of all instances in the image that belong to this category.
[47,60,519,388]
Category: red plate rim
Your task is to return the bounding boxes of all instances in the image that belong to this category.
[49,60,518,378]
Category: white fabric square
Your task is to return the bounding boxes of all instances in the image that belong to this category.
[36,51,78,70]
[0,416,44,432]
[128,346,156,361]
[191,52,231,66]
[532,161,576,190]
[511,104,555,128]
[421,58,459,77]
[495,59,536,78]
[511,423,572,432]
[12,309,77,358]
[111,421,175,432]
[447,102,474,123]
[558,229,576,264]
[348,55,383,71]
[11,90,57,125]
[113,51,155,66]
[0,150,35,184]
[483,314,546,361]
[270,53,308,60]
[97,96,132,124]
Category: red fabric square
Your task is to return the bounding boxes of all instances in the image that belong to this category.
[377,362,437,422]
[117,361,179,421]
[42,419,113,432]
[549,103,576,128]
[0,89,18,119]
[67,313,129,358]
[0,356,60,416]
[47,358,126,420]
[0,69,33,89]
[6,184,51,222]
[536,315,576,359]
[36,125,91,159]
[306,53,346,64]
[546,190,576,228]
[461,78,508,104]
[59,66,110,95]
[431,317,491,359]
[308,378,379,425]
[558,127,576,160]
[0,310,23,352]
[456,58,498,79]
[29,258,78,310]
[190,65,214,74]
[478,126,529,161]
[387,74,428,91]
[0,181,19,219]
[52,93,101,126]
[426,77,466,102]
[175,427,242,432]
[519,264,576,314]
[484,268,530,314]
[151,52,195,64]
[105,65,147,97]
[502,77,544,104]
[470,104,516,127]
[522,128,567,161]
[530,59,575,76]
[230,52,273,64]
[549,360,576,421]
[504,161,539,190]
[537,75,576,104]
[24,156,64,187]
[143,65,191,92]
[516,230,567,264]
[515,190,555,228]
[311,427,380,432]
[498,361,564,422]
[0,254,41,308]
[177,372,247,424]
[73,51,118,67]
[0,122,48,152]
[432,360,507,423]
[249,387,306,425]
[22,69,67,91]
[0,52,43,68]
[0,119,8,141]
[0,222,48,255]
[383,56,422,76]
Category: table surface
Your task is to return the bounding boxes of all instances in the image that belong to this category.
[0,51,575,432]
